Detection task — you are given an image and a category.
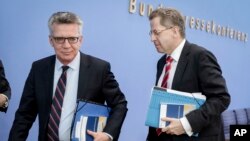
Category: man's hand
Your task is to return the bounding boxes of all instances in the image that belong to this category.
[161,117,185,135]
[0,94,7,107]
[87,130,111,141]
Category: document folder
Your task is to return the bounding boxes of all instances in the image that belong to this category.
[145,86,206,128]
[71,100,110,141]
[159,103,196,128]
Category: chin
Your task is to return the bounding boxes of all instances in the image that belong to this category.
[59,57,73,65]
[156,49,164,53]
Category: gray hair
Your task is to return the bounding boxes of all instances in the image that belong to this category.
[149,8,186,38]
[48,11,83,35]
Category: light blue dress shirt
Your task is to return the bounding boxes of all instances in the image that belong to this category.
[53,52,80,141]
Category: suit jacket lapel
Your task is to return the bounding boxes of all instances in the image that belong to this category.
[156,55,167,84]
[172,41,190,90]
[42,56,56,130]
[46,56,56,106]
[77,52,90,100]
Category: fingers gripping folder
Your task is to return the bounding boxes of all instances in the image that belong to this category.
[71,100,110,141]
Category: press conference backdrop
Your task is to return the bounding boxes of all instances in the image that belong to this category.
[1,0,249,141]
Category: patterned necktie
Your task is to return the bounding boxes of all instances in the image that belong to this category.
[156,56,174,136]
[47,66,69,141]
[161,56,174,88]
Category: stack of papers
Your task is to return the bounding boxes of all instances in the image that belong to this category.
[145,86,206,128]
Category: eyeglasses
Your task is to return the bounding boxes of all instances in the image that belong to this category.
[52,36,80,44]
[149,26,173,36]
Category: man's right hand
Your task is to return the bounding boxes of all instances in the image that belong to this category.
[0,94,7,107]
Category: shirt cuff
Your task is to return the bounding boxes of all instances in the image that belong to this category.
[104,132,113,141]
[180,116,193,136]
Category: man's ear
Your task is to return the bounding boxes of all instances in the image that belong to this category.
[49,36,54,47]
[79,35,84,44]
[172,26,180,38]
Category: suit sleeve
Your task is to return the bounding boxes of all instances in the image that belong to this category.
[101,62,128,141]
[0,60,11,112]
[186,50,230,133]
[9,63,38,141]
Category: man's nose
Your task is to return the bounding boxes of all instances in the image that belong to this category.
[150,34,156,42]
[62,39,71,47]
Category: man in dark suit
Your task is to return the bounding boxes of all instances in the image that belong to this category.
[9,11,127,141]
[0,60,11,112]
[146,8,230,141]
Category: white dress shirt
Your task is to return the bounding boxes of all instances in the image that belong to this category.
[157,39,194,136]
[53,52,113,140]
[53,52,80,141]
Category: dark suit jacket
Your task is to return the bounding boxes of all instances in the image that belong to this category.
[147,41,230,141]
[9,52,128,141]
[0,60,11,112]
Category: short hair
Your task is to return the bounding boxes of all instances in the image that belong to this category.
[149,8,185,38]
[48,11,83,35]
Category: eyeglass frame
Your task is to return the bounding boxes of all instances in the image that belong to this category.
[149,26,174,36]
[51,36,81,44]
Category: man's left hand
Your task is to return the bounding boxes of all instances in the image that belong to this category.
[87,130,111,141]
[161,117,186,135]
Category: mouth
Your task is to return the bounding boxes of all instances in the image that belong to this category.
[154,42,160,46]
[154,43,163,52]
[62,51,72,55]
[154,43,161,48]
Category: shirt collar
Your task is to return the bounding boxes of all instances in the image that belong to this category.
[55,51,80,71]
[168,39,186,62]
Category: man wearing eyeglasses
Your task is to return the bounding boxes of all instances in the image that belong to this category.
[9,11,127,141]
[0,60,11,112]
[146,8,230,141]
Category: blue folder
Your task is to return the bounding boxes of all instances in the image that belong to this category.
[159,103,196,128]
[145,86,206,128]
[71,100,110,141]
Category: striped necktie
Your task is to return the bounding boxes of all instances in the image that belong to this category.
[156,56,173,136]
[161,56,174,88]
[47,66,69,141]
